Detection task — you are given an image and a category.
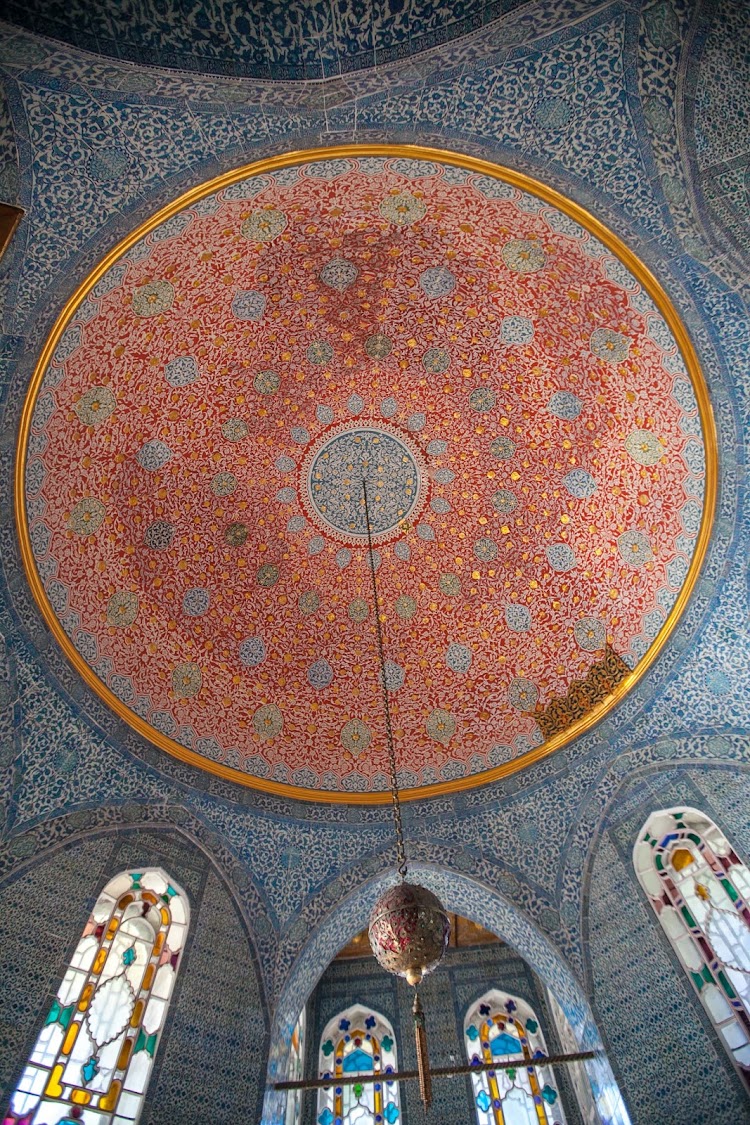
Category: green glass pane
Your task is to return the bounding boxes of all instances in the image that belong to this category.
[59,1003,74,1030]
[655,855,664,870]
[353,1083,363,1097]
[718,970,737,999]
[690,970,704,992]
[680,905,696,928]
[45,999,62,1026]
[381,1034,394,1052]
[322,1039,334,1057]
[134,1030,158,1057]
[721,878,739,902]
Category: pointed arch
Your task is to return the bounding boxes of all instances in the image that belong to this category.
[465,988,566,1125]
[316,1003,400,1125]
[264,864,629,1125]
[634,806,750,1089]
[5,867,189,1125]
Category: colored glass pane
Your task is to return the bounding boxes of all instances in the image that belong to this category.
[317,1005,400,1125]
[5,868,188,1125]
[464,989,567,1125]
[634,807,750,1085]
[285,1008,306,1125]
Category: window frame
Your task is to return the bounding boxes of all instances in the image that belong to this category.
[633,806,750,1091]
[316,1003,400,1125]
[464,987,566,1125]
[5,867,189,1125]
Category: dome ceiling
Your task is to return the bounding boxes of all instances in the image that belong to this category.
[18,147,713,801]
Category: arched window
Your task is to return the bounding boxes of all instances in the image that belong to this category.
[634,807,750,1087]
[284,1007,306,1125]
[316,1004,400,1125]
[465,988,566,1125]
[5,868,189,1125]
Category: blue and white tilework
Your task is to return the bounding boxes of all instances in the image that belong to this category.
[0,2,749,1123]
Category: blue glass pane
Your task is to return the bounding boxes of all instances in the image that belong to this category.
[476,1090,492,1113]
[384,1103,400,1124]
[541,1084,558,1105]
[490,1032,522,1056]
[342,1047,374,1073]
[318,1110,334,1125]
[466,1024,480,1041]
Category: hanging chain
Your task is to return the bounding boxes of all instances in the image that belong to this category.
[363,480,408,880]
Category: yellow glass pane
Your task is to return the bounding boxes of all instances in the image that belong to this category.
[71,1089,92,1105]
[62,1022,79,1056]
[78,983,94,1012]
[44,1064,64,1097]
[671,847,695,872]
[117,1037,134,1071]
[100,1079,121,1111]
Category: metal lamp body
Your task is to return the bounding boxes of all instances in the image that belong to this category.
[368,882,450,986]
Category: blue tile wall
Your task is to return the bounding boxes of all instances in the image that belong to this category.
[0,0,532,81]
[0,1,748,1123]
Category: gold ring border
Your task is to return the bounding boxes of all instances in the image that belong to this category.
[15,144,718,805]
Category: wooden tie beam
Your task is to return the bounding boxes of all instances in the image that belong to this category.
[274,1049,600,1091]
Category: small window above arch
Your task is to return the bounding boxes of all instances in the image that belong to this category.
[465,988,566,1125]
[317,1003,400,1125]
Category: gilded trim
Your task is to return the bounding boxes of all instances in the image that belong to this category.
[15,144,718,804]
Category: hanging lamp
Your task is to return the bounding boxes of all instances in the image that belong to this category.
[360,480,450,1110]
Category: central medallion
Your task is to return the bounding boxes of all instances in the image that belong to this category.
[301,422,428,545]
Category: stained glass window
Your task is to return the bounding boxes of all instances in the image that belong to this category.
[634,807,750,1089]
[285,1007,306,1125]
[4,868,189,1125]
[316,1004,400,1125]
[465,989,566,1125]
